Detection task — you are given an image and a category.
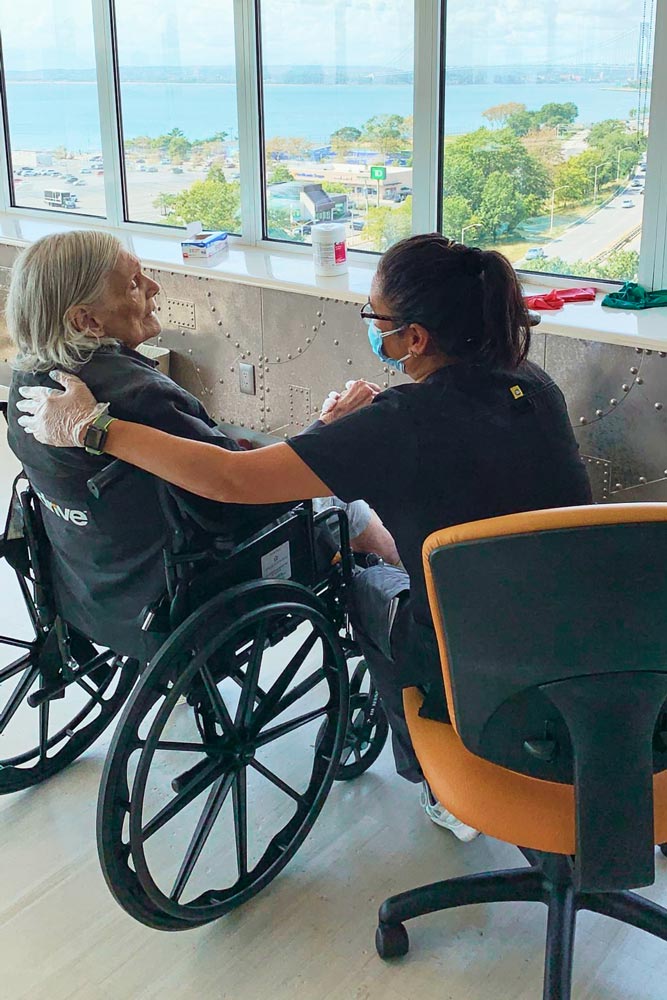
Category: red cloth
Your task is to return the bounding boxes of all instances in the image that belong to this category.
[524,287,597,311]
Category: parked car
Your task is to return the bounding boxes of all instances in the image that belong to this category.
[171,167,184,174]
[81,167,92,174]
[525,247,546,261]
[146,166,158,173]
[352,220,366,231]
[622,199,635,208]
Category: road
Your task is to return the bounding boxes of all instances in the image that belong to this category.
[540,182,644,264]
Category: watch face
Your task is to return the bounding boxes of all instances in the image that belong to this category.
[84,425,104,452]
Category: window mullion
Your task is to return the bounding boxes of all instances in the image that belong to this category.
[638,0,667,290]
[91,0,124,228]
[234,0,263,245]
[0,32,11,214]
[410,0,442,235]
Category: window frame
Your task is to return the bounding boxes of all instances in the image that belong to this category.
[0,0,661,289]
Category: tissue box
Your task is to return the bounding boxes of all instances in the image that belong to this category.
[181,230,228,259]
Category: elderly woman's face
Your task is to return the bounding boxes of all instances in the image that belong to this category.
[91,251,161,348]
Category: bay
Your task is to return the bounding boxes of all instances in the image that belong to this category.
[5,80,641,153]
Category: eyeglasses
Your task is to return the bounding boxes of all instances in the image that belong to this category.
[360,300,397,325]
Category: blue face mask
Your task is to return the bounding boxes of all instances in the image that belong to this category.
[367,320,411,374]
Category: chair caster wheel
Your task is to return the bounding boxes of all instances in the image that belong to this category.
[660,843,667,857]
[375,921,409,959]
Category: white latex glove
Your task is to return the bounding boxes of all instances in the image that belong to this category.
[16,370,109,448]
[319,381,358,420]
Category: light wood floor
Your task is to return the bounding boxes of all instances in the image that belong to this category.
[2,410,667,1000]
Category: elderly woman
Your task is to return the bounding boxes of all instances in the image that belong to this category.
[6,230,395,660]
[18,233,591,837]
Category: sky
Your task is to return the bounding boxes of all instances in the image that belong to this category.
[0,0,652,71]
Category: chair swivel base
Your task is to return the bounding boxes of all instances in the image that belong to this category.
[376,849,667,1000]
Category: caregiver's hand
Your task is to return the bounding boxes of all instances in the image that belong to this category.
[16,371,109,448]
[319,379,381,424]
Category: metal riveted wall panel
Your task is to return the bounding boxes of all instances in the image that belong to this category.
[146,269,264,431]
[544,334,667,502]
[260,288,405,436]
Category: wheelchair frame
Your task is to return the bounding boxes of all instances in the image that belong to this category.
[0,442,388,928]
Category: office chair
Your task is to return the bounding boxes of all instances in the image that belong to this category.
[375,504,667,1000]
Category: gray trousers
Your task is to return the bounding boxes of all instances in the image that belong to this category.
[349,564,448,783]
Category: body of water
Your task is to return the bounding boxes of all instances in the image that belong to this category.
[5,80,641,153]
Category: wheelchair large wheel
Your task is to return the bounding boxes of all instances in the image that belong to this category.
[98,579,349,929]
[334,659,389,781]
[0,629,139,794]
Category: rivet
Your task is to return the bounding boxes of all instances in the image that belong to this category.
[316,311,322,317]
[217,320,223,327]
[298,347,302,353]
[579,417,587,425]
[312,326,318,332]
[346,359,352,365]
[196,367,200,373]
[226,332,231,338]
[188,348,193,354]
[211,306,216,312]
[218,378,224,384]
[287,353,292,359]
[284,434,289,440]
[636,348,643,354]
[306,338,311,344]
[595,409,603,417]
[235,342,240,348]
[660,352,667,358]
[266,387,270,393]
[321,320,326,326]
[390,370,396,377]
[610,398,618,406]
[230,366,235,372]
[639,476,647,484]
[615,483,623,489]
[630,367,638,374]
[182,331,186,337]
[636,377,644,385]
[276,357,280,362]
[622,384,630,392]
[383,381,389,387]
[206,291,211,297]
[266,425,271,431]
[646,350,653,355]
[656,403,664,411]
[334,339,339,346]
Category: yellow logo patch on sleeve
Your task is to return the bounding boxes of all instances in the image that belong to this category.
[509,385,524,399]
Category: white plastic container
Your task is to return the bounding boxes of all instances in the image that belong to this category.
[311,222,348,277]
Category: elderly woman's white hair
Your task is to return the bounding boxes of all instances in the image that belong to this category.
[5,230,122,372]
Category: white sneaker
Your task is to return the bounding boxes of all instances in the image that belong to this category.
[420,781,480,842]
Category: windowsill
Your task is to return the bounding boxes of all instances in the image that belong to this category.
[0,211,666,353]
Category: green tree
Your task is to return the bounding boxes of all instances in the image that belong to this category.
[528,250,638,282]
[479,171,526,241]
[161,166,241,231]
[267,206,294,240]
[267,164,295,185]
[330,126,362,157]
[361,114,410,157]
[364,198,412,251]
[536,102,579,127]
[505,109,538,137]
[482,102,527,127]
[168,135,191,164]
[442,195,474,241]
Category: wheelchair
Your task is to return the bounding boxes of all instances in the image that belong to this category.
[0,443,388,930]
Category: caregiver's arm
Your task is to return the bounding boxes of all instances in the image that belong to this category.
[16,370,332,504]
[105,420,330,504]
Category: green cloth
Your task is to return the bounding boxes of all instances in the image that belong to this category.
[602,281,667,310]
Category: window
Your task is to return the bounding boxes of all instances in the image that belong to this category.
[0,0,105,217]
[257,0,414,252]
[113,0,240,232]
[441,0,656,283]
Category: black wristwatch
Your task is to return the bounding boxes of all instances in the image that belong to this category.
[84,412,116,455]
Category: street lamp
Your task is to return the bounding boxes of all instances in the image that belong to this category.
[593,161,607,201]
[549,186,569,233]
[461,222,483,245]
[616,146,635,183]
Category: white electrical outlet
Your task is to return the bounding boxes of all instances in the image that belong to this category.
[239,362,256,395]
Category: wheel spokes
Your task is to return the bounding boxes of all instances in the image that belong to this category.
[0,661,39,733]
[233,767,248,880]
[199,665,237,735]
[249,758,305,804]
[141,756,227,842]
[251,628,319,731]
[170,771,235,902]
[254,705,329,749]
[0,651,34,685]
[39,699,50,762]
[255,667,327,731]
[235,621,269,729]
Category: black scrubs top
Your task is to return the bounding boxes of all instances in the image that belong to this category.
[289,360,592,628]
